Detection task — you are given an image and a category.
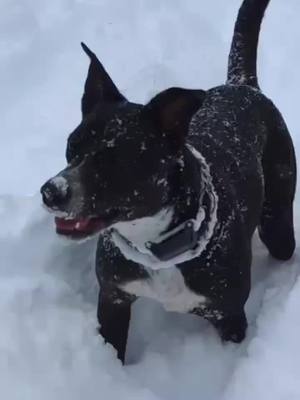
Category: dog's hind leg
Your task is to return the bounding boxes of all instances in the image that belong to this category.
[97,286,135,364]
[259,105,297,261]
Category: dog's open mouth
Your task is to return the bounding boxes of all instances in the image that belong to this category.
[55,208,121,239]
[55,217,107,239]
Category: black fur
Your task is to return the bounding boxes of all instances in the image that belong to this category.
[81,42,126,114]
[41,0,296,364]
[227,0,270,87]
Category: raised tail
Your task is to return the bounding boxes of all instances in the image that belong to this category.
[227,0,270,88]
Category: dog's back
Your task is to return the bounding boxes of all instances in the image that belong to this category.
[186,0,296,256]
[186,0,271,238]
[188,85,266,235]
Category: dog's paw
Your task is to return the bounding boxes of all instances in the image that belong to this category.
[215,312,247,344]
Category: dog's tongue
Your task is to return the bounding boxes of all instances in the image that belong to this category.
[55,217,105,234]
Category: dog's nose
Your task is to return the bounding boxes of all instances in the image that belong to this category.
[41,177,70,209]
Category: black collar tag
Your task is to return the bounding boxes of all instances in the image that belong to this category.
[146,221,198,262]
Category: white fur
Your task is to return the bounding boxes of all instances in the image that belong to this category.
[113,208,174,252]
[121,267,207,313]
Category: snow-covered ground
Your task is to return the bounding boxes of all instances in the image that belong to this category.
[1,0,300,398]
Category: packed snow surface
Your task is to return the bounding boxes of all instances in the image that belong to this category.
[1,0,300,399]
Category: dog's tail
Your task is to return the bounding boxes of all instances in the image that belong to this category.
[227,0,270,88]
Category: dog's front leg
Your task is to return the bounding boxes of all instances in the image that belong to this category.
[193,306,247,344]
[97,287,135,364]
[210,310,247,343]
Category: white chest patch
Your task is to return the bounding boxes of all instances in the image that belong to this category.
[113,208,174,251]
[120,267,206,313]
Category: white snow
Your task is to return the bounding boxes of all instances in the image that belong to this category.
[1,0,300,399]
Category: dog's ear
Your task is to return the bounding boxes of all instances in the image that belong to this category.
[143,88,205,146]
[81,42,126,116]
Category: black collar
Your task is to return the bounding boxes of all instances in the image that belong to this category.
[147,192,211,261]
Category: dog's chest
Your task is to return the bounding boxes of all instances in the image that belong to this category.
[120,267,206,313]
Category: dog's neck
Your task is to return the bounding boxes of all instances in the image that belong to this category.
[112,208,174,253]
[110,144,218,270]
[112,147,200,249]
[169,145,203,228]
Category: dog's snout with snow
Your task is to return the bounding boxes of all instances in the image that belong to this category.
[41,175,71,211]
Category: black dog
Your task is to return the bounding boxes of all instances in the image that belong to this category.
[41,0,296,364]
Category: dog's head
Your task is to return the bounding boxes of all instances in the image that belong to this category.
[41,43,205,239]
